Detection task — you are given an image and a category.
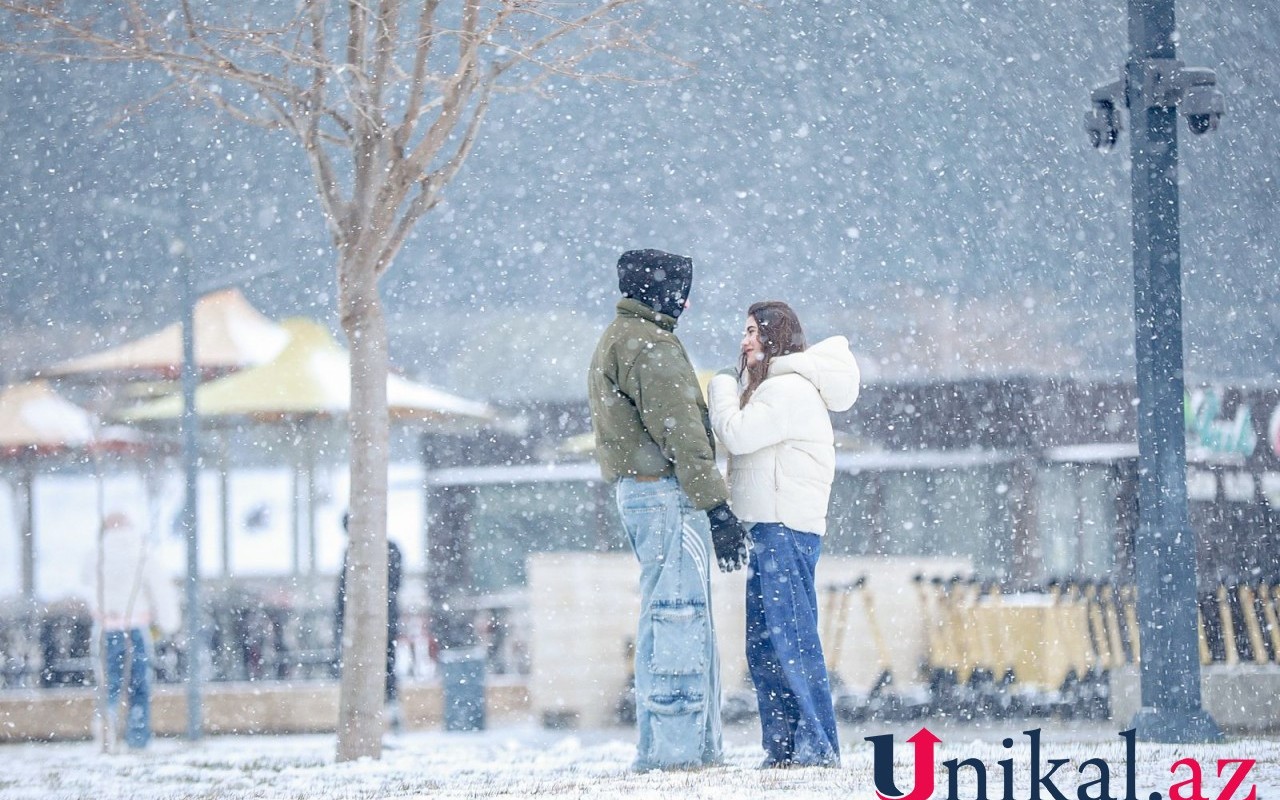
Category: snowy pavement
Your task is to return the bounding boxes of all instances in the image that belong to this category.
[2,719,1279,799]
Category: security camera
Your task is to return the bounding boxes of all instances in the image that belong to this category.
[1180,67,1224,135]
[1085,80,1125,151]
[1186,107,1220,135]
[1084,105,1119,149]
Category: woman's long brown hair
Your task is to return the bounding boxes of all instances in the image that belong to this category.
[738,301,806,406]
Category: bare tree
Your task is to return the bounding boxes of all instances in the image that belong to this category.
[1,0,671,761]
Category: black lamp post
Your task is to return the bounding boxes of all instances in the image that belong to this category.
[1084,0,1224,743]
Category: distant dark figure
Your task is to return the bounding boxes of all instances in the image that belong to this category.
[335,511,404,732]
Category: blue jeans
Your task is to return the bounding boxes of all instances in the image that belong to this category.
[616,477,722,770]
[105,628,153,749]
[746,523,840,766]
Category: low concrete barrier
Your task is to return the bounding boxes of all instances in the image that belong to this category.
[1110,665,1280,734]
[0,678,529,742]
[527,553,971,728]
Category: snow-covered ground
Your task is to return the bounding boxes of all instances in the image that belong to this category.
[2,720,1279,799]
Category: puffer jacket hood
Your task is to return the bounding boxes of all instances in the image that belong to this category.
[768,336,860,412]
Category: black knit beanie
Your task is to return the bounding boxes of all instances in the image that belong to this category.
[616,249,694,320]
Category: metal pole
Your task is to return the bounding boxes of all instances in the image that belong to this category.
[219,433,231,575]
[292,452,304,577]
[305,426,318,576]
[1126,0,1220,743]
[19,470,34,602]
[176,236,203,741]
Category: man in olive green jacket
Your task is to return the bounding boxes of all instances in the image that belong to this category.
[587,248,749,771]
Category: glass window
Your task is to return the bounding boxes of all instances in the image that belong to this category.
[826,471,876,556]
[1077,467,1117,578]
[931,469,977,558]
[879,471,930,556]
[444,480,624,594]
[1036,466,1077,579]
[830,465,1013,578]
[930,468,1013,578]
[1036,464,1121,581]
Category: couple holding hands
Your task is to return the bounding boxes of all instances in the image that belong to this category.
[587,248,860,771]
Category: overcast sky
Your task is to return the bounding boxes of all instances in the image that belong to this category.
[2,1,1276,400]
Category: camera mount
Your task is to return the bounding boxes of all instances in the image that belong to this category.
[1083,59,1225,150]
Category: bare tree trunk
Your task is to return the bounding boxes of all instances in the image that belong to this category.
[336,249,390,762]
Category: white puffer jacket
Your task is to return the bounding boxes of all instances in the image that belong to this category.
[707,336,860,535]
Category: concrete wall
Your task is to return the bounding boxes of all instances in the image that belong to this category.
[1110,665,1280,734]
[0,679,529,742]
[527,553,970,728]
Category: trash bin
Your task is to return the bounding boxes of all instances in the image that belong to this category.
[39,609,94,688]
[439,647,486,731]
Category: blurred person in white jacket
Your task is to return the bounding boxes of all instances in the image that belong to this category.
[707,301,860,768]
[81,511,180,750]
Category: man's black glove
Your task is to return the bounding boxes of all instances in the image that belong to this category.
[707,502,750,573]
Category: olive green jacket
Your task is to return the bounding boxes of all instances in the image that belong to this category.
[587,299,729,511]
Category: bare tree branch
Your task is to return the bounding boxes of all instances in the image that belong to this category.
[171,73,293,131]
[96,82,184,131]
[400,0,487,180]
[396,0,441,155]
[369,0,400,114]
[307,138,352,245]
[292,0,349,234]
[491,0,662,82]
[377,78,494,275]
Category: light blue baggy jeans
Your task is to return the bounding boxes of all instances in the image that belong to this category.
[105,628,153,749]
[616,477,723,770]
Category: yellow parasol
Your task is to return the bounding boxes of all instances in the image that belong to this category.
[118,317,498,428]
[116,317,502,575]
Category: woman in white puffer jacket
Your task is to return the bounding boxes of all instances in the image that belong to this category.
[707,301,859,768]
